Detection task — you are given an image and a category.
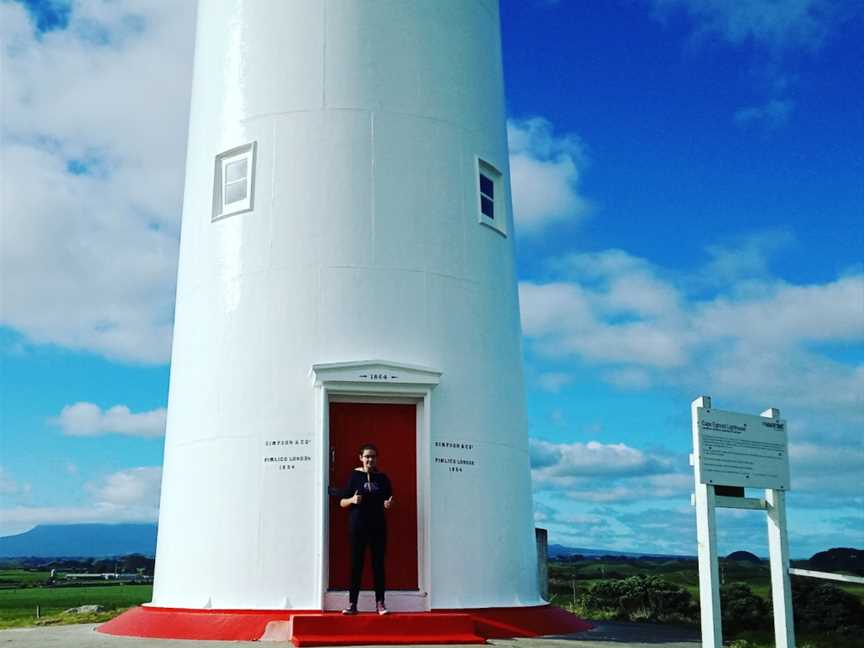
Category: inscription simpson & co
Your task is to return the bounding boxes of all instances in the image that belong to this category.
[263,438,312,472]
[434,440,476,473]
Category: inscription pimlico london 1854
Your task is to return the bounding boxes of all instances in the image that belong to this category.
[264,438,312,471]
[434,440,476,473]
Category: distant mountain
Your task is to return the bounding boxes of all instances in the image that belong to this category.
[548,543,691,560]
[726,550,762,563]
[0,524,157,558]
[808,548,864,576]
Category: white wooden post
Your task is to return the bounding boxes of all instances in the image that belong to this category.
[692,396,722,648]
[763,407,795,648]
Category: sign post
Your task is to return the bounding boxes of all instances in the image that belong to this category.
[766,477,794,648]
[690,396,795,648]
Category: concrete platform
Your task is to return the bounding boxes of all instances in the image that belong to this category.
[0,622,701,647]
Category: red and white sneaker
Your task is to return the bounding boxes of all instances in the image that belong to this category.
[376,601,389,615]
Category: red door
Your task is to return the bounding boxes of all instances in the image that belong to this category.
[328,402,418,590]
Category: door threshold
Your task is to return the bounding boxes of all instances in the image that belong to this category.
[323,590,428,612]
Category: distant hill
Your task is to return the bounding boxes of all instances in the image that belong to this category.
[0,524,157,558]
[548,543,692,560]
[726,550,762,563]
[808,547,864,576]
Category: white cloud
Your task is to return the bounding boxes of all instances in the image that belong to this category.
[530,438,678,485]
[0,466,161,536]
[791,442,864,475]
[535,251,690,368]
[520,273,690,369]
[699,345,864,414]
[695,274,864,347]
[520,248,864,418]
[734,98,794,129]
[0,467,31,498]
[519,282,595,338]
[51,402,166,438]
[537,372,573,393]
[696,229,795,286]
[603,367,653,390]
[507,117,590,233]
[86,466,162,508]
[0,0,195,364]
[554,249,682,318]
[652,0,832,52]
[789,443,864,502]
[537,500,698,555]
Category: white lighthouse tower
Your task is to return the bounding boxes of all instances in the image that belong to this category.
[101,0,590,641]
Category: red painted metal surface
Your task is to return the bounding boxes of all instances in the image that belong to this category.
[96,606,299,641]
[328,402,418,590]
[448,605,594,638]
[97,604,592,643]
[290,612,485,646]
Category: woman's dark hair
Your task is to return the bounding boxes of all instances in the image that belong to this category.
[359,443,378,456]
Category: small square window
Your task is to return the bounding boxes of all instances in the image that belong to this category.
[213,142,256,221]
[476,158,506,236]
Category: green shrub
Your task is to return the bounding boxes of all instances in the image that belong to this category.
[720,582,770,633]
[579,574,698,623]
[792,578,864,636]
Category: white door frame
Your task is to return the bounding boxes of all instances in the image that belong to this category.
[311,360,441,612]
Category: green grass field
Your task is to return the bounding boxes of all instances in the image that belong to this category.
[0,570,51,587]
[0,583,152,629]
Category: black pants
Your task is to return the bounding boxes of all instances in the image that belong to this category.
[349,524,386,605]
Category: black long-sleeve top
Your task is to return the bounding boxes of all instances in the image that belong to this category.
[342,469,392,530]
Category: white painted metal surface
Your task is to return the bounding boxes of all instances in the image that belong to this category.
[691,397,722,648]
[714,495,767,510]
[691,398,796,648]
[766,483,795,648]
[152,0,540,612]
[789,568,864,585]
[694,406,790,490]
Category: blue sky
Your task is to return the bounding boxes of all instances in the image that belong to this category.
[1,0,862,558]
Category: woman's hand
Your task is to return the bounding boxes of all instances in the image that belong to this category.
[340,490,362,508]
[384,496,393,510]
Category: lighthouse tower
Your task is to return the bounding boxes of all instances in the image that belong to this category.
[100,1,592,639]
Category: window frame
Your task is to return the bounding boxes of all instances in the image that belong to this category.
[212,142,257,222]
[475,156,506,236]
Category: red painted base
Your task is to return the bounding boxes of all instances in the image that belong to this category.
[445,605,594,639]
[285,613,486,646]
[97,604,592,644]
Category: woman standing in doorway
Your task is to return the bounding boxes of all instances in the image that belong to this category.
[340,443,393,615]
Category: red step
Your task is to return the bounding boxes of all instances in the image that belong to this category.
[285,612,486,646]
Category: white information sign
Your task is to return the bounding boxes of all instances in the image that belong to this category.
[691,397,796,648]
[696,407,790,490]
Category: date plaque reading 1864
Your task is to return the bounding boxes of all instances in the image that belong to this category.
[695,407,790,490]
